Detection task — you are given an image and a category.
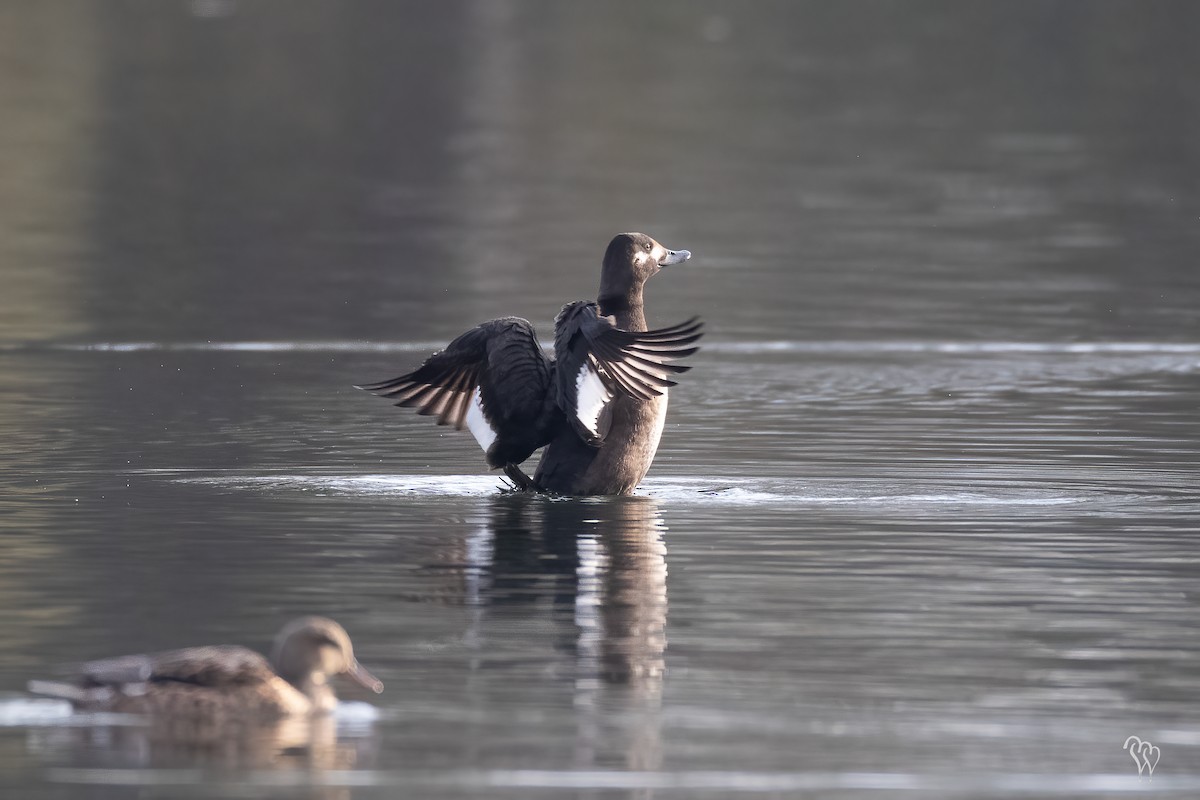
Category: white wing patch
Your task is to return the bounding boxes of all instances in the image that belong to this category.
[465,387,497,452]
[574,361,613,440]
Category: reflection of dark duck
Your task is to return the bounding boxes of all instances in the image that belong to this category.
[358,233,702,496]
[27,617,382,720]
[479,495,668,687]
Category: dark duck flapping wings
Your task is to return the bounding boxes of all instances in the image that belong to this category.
[357,232,703,495]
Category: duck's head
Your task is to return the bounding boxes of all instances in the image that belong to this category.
[270,617,383,699]
[599,232,691,301]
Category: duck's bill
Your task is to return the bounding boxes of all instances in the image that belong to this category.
[659,248,691,266]
[348,661,384,693]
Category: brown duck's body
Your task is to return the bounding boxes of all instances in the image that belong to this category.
[60,647,312,719]
[107,674,314,719]
[28,618,382,721]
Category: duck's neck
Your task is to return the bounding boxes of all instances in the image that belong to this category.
[598,288,646,332]
[291,674,338,713]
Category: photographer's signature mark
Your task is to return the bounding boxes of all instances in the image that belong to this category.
[1123,736,1160,779]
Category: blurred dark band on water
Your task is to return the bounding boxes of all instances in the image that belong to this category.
[2,2,1199,796]
[1,1,1198,345]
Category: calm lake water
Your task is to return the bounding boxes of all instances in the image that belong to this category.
[2,2,1199,798]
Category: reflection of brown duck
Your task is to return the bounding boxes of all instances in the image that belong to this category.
[27,617,382,719]
[27,705,370,774]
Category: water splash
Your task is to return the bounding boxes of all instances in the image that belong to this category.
[165,471,1087,509]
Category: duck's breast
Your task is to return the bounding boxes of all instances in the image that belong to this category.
[577,391,669,495]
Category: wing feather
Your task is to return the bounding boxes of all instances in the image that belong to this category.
[443,371,475,429]
[78,646,274,689]
[553,302,703,444]
[357,318,555,467]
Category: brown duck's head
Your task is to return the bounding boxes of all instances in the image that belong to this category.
[270,617,383,695]
[599,232,691,301]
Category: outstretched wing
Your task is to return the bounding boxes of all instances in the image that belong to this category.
[78,646,275,689]
[356,317,555,464]
[554,302,702,444]
[356,325,490,433]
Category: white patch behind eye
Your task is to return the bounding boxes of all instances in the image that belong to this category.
[574,362,612,439]
[632,251,649,266]
[465,387,497,452]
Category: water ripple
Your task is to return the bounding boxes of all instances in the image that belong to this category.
[4,339,1199,355]
[165,471,1102,510]
[39,766,1200,793]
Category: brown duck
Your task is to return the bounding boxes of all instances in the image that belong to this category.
[27,617,382,719]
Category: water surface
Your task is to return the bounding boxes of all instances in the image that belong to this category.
[1,2,1199,798]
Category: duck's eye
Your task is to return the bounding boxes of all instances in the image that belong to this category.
[644,243,653,252]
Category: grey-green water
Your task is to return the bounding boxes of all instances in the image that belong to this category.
[1,2,1198,798]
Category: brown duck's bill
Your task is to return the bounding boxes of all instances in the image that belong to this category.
[348,661,384,693]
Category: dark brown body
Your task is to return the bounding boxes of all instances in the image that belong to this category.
[534,284,668,495]
[534,393,667,495]
[362,232,697,497]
